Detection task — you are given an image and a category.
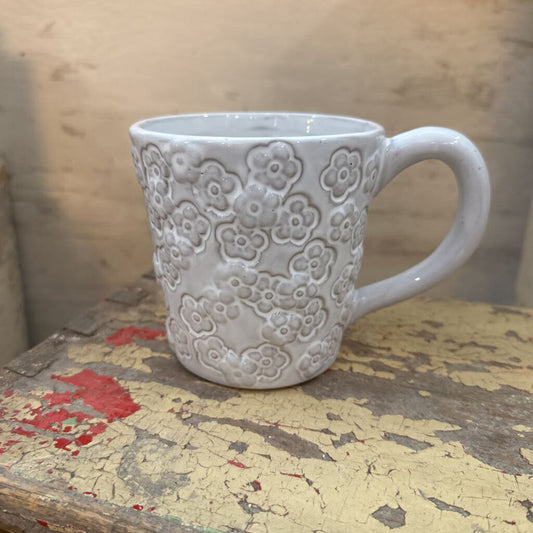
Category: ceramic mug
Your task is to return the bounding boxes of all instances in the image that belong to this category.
[130,112,490,389]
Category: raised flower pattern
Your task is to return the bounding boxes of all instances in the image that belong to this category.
[234,183,281,229]
[298,298,328,341]
[193,160,242,217]
[216,222,268,264]
[273,194,319,245]
[242,272,285,316]
[171,201,211,251]
[329,202,358,243]
[289,239,336,285]
[168,145,202,184]
[215,262,258,300]
[166,317,194,360]
[363,152,380,194]
[320,148,362,203]
[331,263,355,306]
[351,208,368,253]
[141,143,172,186]
[131,146,146,188]
[297,324,344,379]
[195,336,234,372]
[153,245,191,291]
[276,276,318,311]
[180,294,216,337]
[202,287,240,324]
[241,344,291,382]
[351,244,364,283]
[247,141,302,196]
[261,310,303,345]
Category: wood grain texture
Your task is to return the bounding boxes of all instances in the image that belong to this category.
[0,277,532,532]
[1,0,532,341]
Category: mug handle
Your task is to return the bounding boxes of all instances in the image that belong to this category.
[349,127,491,322]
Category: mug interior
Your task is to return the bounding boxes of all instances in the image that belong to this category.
[132,112,383,139]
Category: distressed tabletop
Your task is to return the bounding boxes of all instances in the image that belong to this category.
[0,274,532,533]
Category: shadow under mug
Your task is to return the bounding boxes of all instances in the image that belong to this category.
[130,112,490,389]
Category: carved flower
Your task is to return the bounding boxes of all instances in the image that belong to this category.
[215,263,258,300]
[131,146,146,188]
[298,298,327,341]
[298,342,326,379]
[243,272,285,316]
[298,324,343,378]
[195,336,234,372]
[329,202,357,243]
[322,324,344,364]
[261,310,302,345]
[273,194,319,245]
[193,161,242,217]
[166,316,194,360]
[234,183,281,229]
[241,344,291,381]
[247,141,302,196]
[332,263,355,306]
[351,244,364,283]
[320,148,362,203]
[140,144,174,234]
[276,276,318,310]
[180,294,216,337]
[170,201,211,251]
[153,245,191,291]
[168,145,202,184]
[351,208,368,253]
[340,291,354,327]
[216,222,268,264]
[289,239,336,285]
[202,287,240,324]
[363,152,380,194]
[142,144,172,186]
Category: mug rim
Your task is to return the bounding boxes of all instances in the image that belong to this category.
[130,112,384,141]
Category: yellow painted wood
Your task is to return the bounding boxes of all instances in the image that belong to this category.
[0,279,532,532]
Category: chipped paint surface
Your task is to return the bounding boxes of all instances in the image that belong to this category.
[0,286,532,532]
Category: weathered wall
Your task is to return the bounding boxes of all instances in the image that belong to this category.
[0,163,28,362]
[0,0,532,342]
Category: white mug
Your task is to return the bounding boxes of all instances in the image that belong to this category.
[130,112,490,388]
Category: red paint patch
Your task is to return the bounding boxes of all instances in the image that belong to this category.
[71,450,80,456]
[39,441,48,445]
[68,486,75,490]
[132,504,144,511]
[106,326,166,347]
[504,520,516,525]
[82,492,97,498]
[20,406,91,432]
[4,390,14,398]
[228,460,247,469]
[250,480,262,491]
[0,440,20,454]
[314,487,320,495]
[52,369,140,422]
[63,426,72,433]
[75,434,93,446]
[147,506,156,512]
[46,469,53,474]
[11,427,36,438]
[43,390,73,407]
[88,422,107,436]
[35,519,49,527]
[280,472,302,479]
[54,438,73,451]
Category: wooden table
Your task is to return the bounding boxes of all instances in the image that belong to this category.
[1,273,532,532]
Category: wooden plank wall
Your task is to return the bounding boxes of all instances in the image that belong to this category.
[0,0,532,343]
